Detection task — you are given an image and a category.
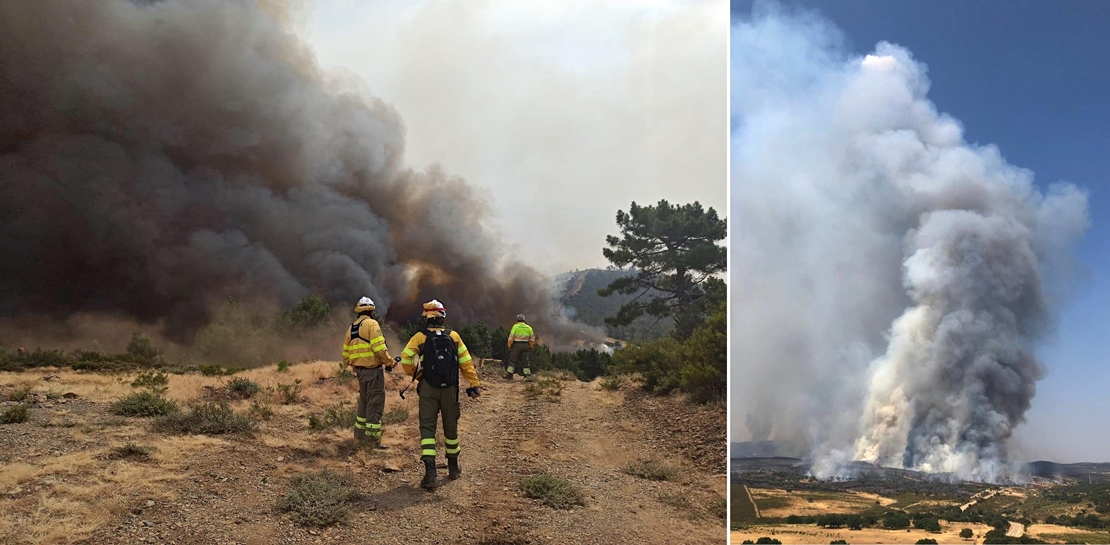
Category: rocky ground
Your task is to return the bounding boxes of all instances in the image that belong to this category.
[0,361,726,544]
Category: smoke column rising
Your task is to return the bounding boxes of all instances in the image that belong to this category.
[0,0,600,345]
[730,4,1089,481]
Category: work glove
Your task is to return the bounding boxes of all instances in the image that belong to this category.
[386,356,400,373]
[466,387,481,398]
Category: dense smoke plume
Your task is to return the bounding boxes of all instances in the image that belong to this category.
[0,0,600,347]
[730,4,1089,481]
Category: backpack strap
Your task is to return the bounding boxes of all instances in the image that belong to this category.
[349,317,370,343]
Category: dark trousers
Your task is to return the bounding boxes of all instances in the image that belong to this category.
[356,366,384,439]
[417,380,460,460]
[506,342,531,375]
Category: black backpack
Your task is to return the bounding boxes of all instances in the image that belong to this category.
[421,328,459,387]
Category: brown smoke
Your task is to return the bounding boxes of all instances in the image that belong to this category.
[0,0,600,347]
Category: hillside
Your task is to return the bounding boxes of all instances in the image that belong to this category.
[556,269,674,342]
[0,362,725,544]
[730,447,1110,544]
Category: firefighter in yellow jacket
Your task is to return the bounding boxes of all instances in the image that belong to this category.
[503,314,536,382]
[342,297,394,449]
[400,300,481,489]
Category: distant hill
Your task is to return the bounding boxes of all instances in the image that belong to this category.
[730,441,1110,484]
[556,268,673,342]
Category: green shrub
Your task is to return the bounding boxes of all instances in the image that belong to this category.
[14,348,71,369]
[277,360,290,373]
[7,383,33,402]
[308,400,355,431]
[108,442,154,461]
[960,528,974,539]
[523,376,563,399]
[521,474,584,509]
[625,460,679,481]
[276,380,303,404]
[277,469,361,527]
[755,538,782,544]
[599,375,623,391]
[112,392,179,417]
[457,323,493,360]
[0,404,31,424]
[381,406,409,425]
[335,362,355,381]
[248,401,274,421]
[916,540,938,545]
[131,371,169,393]
[277,295,331,332]
[226,377,261,399]
[126,331,162,366]
[153,402,255,435]
[199,364,246,376]
[610,303,725,404]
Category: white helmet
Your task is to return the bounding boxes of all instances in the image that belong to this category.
[355,296,376,313]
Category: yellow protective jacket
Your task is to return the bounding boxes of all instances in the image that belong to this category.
[508,322,535,349]
[342,316,393,368]
[400,327,480,388]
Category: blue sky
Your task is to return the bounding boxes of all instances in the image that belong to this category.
[732,0,1109,462]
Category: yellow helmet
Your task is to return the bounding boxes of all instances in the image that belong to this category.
[421,299,446,319]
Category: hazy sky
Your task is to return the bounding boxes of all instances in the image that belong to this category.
[299,0,727,275]
[732,0,1110,464]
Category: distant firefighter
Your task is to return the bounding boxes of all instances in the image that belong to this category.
[504,314,536,382]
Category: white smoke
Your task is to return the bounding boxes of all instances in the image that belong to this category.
[730,3,1089,482]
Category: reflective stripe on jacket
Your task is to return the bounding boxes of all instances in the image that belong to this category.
[508,322,535,348]
[343,316,392,368]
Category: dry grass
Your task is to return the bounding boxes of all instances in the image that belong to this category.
[625,460,679,481]
[749,487,895,517]
[730,522,995,545]
[0,361,404,543]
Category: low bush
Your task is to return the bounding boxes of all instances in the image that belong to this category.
[112,392,179,417]
[308,401,355,431]
[0,404,31,424]
[131,371,169,393]
[108,442,155,461]
[248,401,274,421]
[153,402,255,435]
[521,474,584,509]
[277,469,361,527]
[625,460,679,481]
[226,377,261,399]
[276,380,303,404]
[381,406,409,425]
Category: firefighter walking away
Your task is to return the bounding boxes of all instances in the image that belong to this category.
[504,313,536,382]
[342,297,395,449]
[400,300,481,489]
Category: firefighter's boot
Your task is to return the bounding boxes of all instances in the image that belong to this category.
[420,458,437,489]
[447,458,461,480]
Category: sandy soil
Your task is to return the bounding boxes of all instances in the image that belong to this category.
[1,362,726,544]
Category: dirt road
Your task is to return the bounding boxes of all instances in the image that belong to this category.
[744,485,760,518]
[0,362,725,544]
